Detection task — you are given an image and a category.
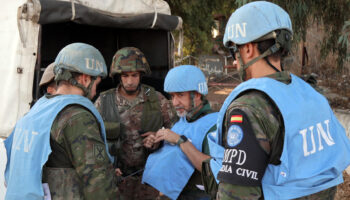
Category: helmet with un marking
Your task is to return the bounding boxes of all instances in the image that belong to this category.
[223,1,293,81]
[164,65,208,95]
[54,43,108,80]
[223,1,292,47]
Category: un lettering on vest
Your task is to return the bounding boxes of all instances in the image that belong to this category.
[219,149,258,180]
[85,58,104,72]
[226,23,247,39]
[299,119,335,157]
[13,128,38,153]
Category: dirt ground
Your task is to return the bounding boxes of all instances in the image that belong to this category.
[205,73,350,199]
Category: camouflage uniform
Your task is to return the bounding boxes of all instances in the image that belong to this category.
[42,95,119,200]
[95,84,175,200]
[216,71,336,200]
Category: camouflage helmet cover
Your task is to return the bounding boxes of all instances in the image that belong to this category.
[109,47,151,77]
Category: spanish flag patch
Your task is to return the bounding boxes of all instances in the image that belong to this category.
[230,115,243,123]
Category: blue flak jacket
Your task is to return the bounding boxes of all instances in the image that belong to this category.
[4,95,112,200]
[210,74,350,199]
[142,112,218,200]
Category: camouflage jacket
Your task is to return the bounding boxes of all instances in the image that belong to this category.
[42,101,119,200]
[95,84,175,174]
[217,71,336,200]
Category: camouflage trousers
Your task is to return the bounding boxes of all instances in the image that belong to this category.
[119,175,159,200]
[156,190,210,200]
[295,186,336,200]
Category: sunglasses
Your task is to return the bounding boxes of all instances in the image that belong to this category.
[228,45,240,60]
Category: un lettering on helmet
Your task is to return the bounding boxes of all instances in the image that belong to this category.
[198,82,208,95]
[226,23,247,40]
[85,58,105,73]
[223,1,293,47]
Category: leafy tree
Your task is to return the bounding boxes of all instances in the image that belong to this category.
[168,0,350,69]
[166,0,234,59]
[269,0,350,69]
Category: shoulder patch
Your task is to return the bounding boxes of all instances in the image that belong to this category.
[227,125,243,147]
[93,144,106,161]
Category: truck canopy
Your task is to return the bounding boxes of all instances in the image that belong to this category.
[0,0,182,137]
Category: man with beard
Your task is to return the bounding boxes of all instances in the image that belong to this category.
[95,47,175,200]
[142,65,218,200]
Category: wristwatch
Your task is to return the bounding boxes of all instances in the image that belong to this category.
[177,135,188,146]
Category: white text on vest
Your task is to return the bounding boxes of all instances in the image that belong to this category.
[299,119,335,157]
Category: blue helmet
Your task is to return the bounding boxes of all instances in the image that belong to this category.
[54,43,108,78]
[223,1,292,47]
[223,1,293,81]
[54,43,108,98]
[164,65,208,95]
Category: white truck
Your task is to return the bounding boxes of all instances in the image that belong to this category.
[0,0,183,198]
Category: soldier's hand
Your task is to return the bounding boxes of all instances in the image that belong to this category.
[142,134,156,149]
[154,129,180,144]
[115,168,123,176]
[141,131,156,138]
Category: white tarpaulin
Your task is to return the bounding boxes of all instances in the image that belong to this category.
[0,0,40,138]
[60,0,172,16]
[0,0,181,138]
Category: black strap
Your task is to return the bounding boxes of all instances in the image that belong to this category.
[264,57,281,73]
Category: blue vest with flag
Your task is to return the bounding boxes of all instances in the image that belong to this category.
[4,95,113,200]
[142,112,218,200]
[210,73,350,199]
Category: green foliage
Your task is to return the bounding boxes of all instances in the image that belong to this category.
[339,20,350,63]
[168,0,350,69]
[167,1,215,55]
[167,0,237,57]
[234,0,350,68]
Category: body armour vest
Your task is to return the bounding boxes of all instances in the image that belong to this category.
[99,84,163,156]
[4,95,112,200]
[142,112,218,200]
[213,74,350,199]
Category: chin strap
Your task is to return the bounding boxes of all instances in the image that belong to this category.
[55,68,96,98]
[236,29,292,81]
[118,72,142,95]
[186,92,204,120]
[264,57,281,72]
[237,42,282,81]
[68,76,96,99]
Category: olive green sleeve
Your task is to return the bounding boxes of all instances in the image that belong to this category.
[158,92,177,128]
[61,110,119,199]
